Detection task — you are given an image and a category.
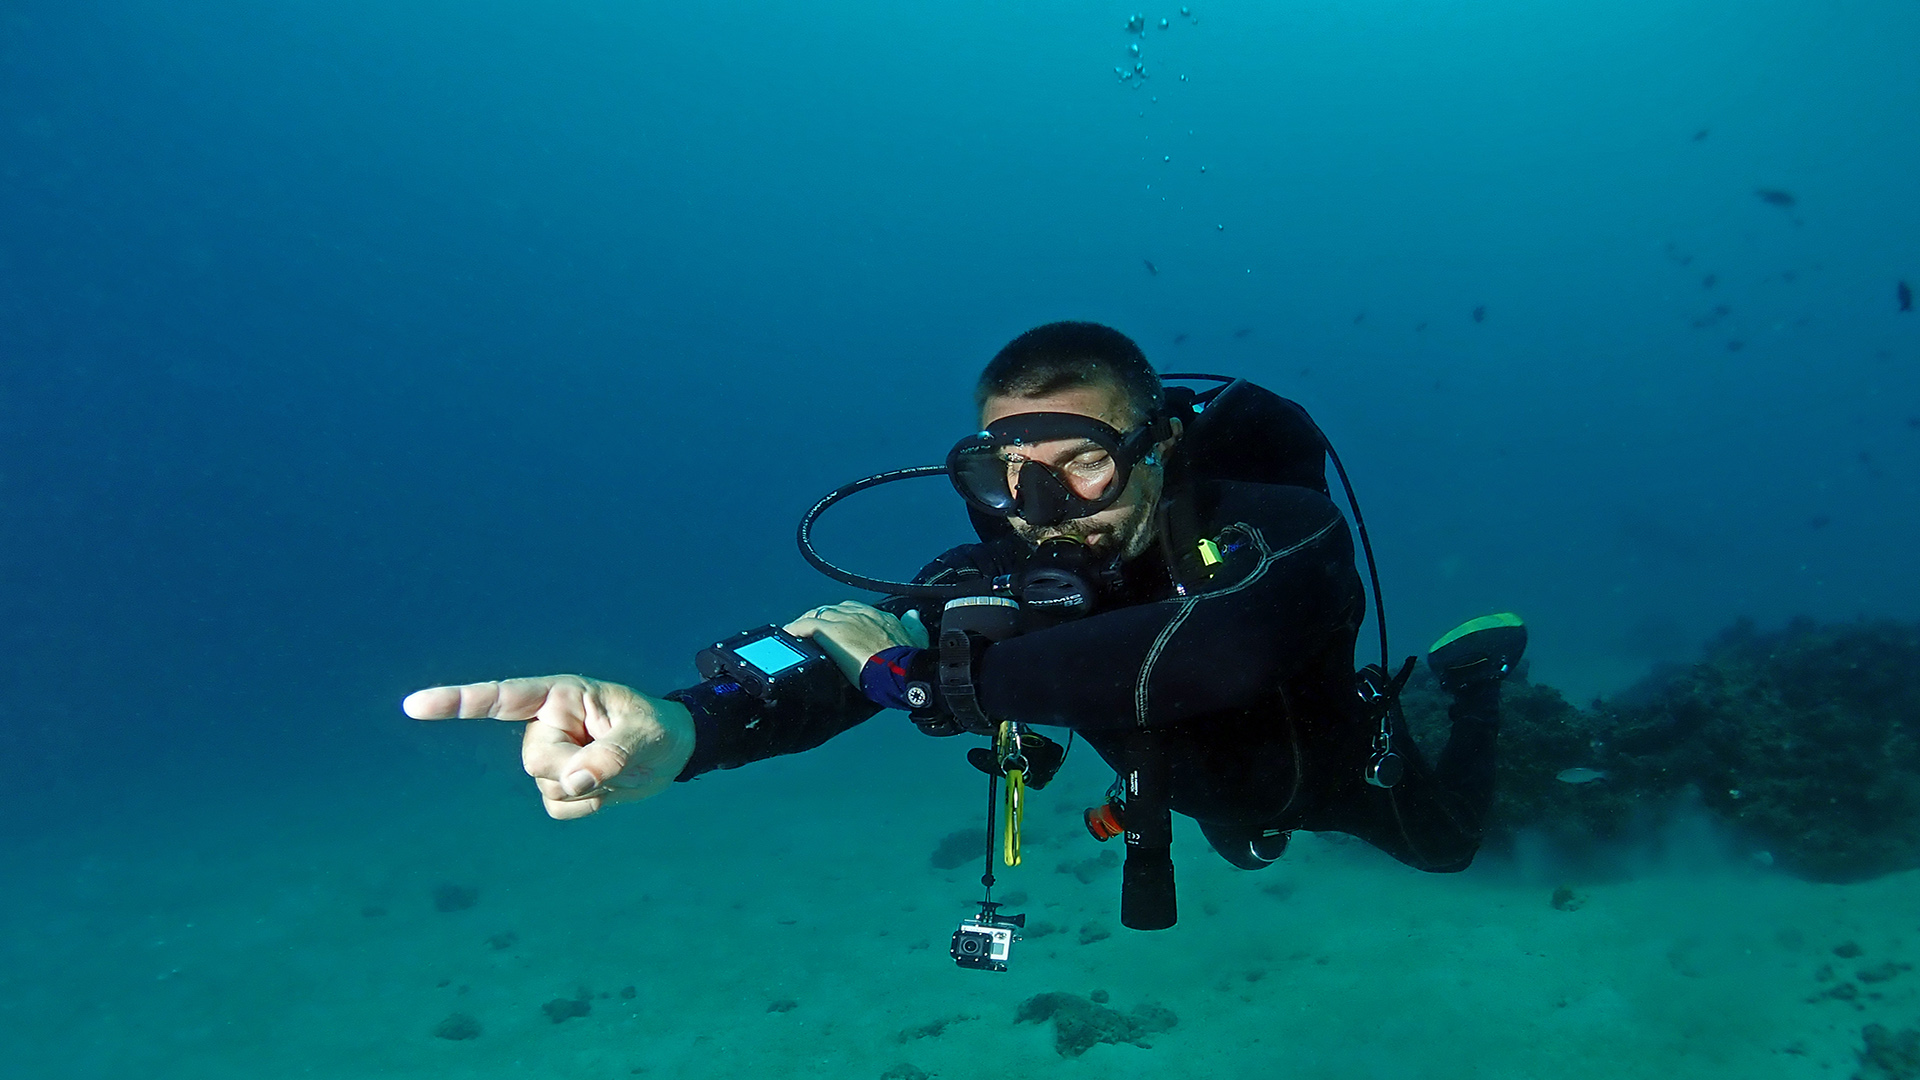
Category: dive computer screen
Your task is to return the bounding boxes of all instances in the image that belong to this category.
[734,633,809,675]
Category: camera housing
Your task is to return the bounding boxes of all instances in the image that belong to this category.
[950,910,1024,971]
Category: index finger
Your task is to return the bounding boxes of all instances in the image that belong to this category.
[401,677,579,722]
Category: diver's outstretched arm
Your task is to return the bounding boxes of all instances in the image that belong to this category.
[403,675,694,819]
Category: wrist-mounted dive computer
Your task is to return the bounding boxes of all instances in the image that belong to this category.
[695,625,832,702]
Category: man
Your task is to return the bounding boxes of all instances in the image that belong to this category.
[405,322,1522,878]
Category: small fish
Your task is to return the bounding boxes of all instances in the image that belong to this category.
[1755,188,1796,208]
[1172,332,1188,344]
[1557,768,1608,785]
[1726,339,1745,352]
[1143,259,1158,276]
[1353,312,1366,325]
[1690,304,1731,329]
[1232,327,1253,339]
[1692,128,1710,142]
[1900,280,1913,312]
[1471,305,1486,323]
[1701,274,1717,289]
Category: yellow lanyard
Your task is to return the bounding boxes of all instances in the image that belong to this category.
[996,721,1027,867]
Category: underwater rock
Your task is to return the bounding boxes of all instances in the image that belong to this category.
[897,1014,974,1041]
[1550,885,1585,912]
[1057,850,1121,883]
[930,829,986,870]
[767,998,798,1013]
[433,1012,482,1040]
[1855,1023,1920,1080]
[1401,618,1920,882]
[880,1066,931,1080]
[1078,922,1113,945]
[542,995,591,1023]
[433,884,479,912]
[1013,992,1177,1057]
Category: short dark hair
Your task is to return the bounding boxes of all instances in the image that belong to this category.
[975,322,1163,427]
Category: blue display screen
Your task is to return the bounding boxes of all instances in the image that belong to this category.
[735,634,808,675]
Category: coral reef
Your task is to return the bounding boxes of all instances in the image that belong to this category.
[1401,618,1920,882]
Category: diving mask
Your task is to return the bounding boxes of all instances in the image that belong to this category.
[946,412,1164,528]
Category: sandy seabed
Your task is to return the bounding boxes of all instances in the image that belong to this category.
[7,718,1915,1080]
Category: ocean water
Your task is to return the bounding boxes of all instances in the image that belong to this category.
[3,1,1917,1077]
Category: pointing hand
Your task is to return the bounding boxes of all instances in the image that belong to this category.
[403,675,694,819]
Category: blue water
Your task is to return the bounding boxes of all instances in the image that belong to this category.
[3,1,1917,1076]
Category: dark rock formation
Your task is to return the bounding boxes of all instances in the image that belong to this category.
[930,829,985,870]
[1057,850,1121,883]
[1856,1023,1920,1080]
[432,1013,481,1040]
[1014,992,1177,1056]
[542,995,591,1023]
[897,1014,974,1041]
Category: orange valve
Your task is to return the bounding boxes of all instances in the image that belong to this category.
[1084,799,1125,842]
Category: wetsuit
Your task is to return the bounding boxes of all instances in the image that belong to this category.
[671,478,1500,873]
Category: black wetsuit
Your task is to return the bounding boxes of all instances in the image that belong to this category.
[672,478,1500,873]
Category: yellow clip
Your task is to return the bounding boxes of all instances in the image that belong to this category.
[996,720,1027,866]
[1003,768,1024,866]
[1197,538,1223,567]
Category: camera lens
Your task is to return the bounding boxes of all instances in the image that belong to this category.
[959,936,982,955]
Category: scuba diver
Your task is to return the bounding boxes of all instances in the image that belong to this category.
[404,321,1526,935]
